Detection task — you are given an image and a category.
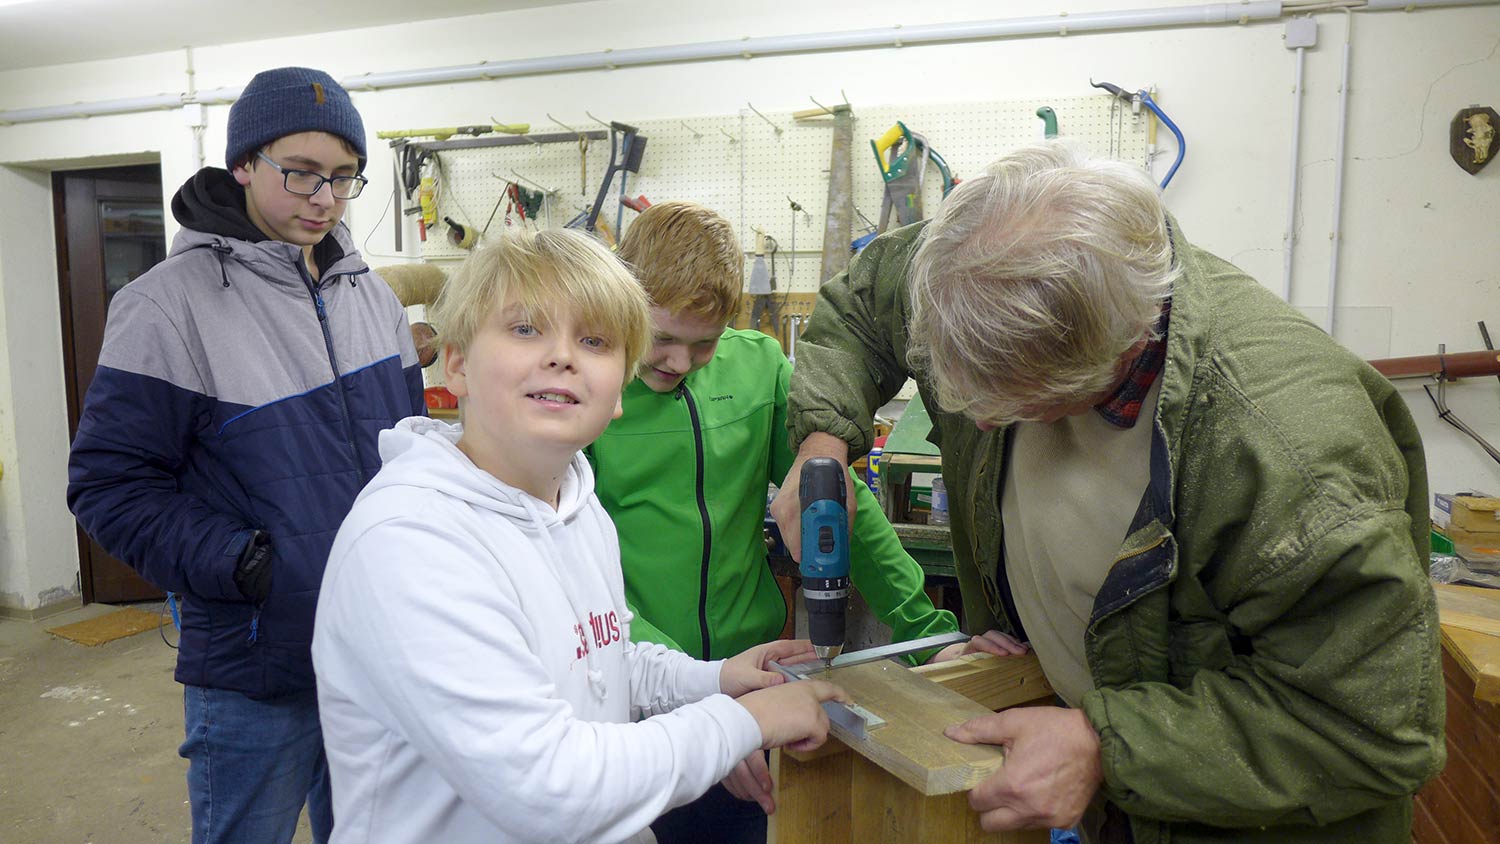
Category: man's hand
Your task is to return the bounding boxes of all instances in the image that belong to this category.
[944,706,1103,831]
[928,630,1030,664]
[771,433,854,563]
[232,530,273,603]
[720,639,818,698]
[721,752,776,815]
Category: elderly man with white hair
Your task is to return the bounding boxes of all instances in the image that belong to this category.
[770,141,1443,844]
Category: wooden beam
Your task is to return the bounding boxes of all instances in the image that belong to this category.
[911,653,1055,711]
[848,753,1047,844]
[1435,583,1500,638]
[770,745,852,844]
[817,660,1007,795]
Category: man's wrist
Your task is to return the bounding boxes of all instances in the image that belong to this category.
[797,432,849,464]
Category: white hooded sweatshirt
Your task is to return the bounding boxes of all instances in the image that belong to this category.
[312,417,762,844]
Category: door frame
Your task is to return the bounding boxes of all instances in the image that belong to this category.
[54,163,167,604]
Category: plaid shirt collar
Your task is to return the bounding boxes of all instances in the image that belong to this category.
[1094,298,1172,429]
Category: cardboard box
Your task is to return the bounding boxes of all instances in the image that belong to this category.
[1450,526,1500,566]
[1435,494,1500,533]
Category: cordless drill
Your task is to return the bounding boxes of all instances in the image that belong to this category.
[799,457,851,668]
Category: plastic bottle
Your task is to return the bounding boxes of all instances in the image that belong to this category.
[929,476,949,526]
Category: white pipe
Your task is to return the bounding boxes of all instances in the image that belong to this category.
[1324,7,1352,336]
[1364,0,1496,7]
[2,0,1493,127]
[1282,43,1305,302]
[0,2,1286,125]
[185,47,206,170]
[342,1,1287,94]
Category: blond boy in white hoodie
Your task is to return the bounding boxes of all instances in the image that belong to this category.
[312,230,843,844]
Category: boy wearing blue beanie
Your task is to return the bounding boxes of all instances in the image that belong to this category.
[68,67,425,844]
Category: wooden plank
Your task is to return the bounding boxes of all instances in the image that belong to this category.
[1442,624,1500,705]
[847,752,1047,844]
[822,659,1007,796]
[1437,732,1500,837]
[1410,765,1493,844]
[1412,785,1453,844]
[1441,652,1500,800]
[770,745,852,844]
[1435,583,1500,637]
[911,653,1055,712]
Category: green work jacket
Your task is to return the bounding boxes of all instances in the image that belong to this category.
[787,220,1444,844]
[589,327,957,660]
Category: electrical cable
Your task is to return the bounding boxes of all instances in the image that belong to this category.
[158,593,181,649]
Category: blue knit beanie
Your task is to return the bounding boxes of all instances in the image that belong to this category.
[225,67,367,172]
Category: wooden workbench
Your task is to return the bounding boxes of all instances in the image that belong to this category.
[1413,584,1500,844]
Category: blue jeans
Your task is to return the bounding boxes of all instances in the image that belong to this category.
[180,686,333,844]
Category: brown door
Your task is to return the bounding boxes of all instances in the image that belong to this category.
[56,165,168,604]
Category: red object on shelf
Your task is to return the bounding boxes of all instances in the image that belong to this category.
[424,386,458,410]
[1368,349,1500,380]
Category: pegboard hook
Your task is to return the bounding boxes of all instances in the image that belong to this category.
[548,113,584,138]
[679,120,704,139]
[510,170,558,195]
[746,102,784,136]
[719,127,739,144]
[585,111,613,131]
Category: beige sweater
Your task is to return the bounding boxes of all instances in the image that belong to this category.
[1000,380,1160,707]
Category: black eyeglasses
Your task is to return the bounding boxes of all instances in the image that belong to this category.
[255,151,367,199]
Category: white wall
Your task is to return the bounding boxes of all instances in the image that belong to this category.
[1,0,1497,609]
[0,165,80,611]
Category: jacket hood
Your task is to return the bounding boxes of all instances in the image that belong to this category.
[371,416,613,701]
[171,167,269,243]
[169,166,354,276]
[370,416,595,527]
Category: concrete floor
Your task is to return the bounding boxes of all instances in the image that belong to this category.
[0,591,910,843]
[0,602,313,844]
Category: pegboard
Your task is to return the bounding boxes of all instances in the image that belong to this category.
[413,94,1152,293]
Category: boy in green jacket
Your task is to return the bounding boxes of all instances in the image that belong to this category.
[589,201,1021,844]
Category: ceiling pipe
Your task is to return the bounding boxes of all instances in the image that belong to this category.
[3,0,1495,127]
[4,2,1282,125]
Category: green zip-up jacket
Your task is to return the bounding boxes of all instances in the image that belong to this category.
[787,220,1444,844]
[588,327,958,661]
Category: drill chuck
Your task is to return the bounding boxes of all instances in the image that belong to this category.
[803,575,849,661]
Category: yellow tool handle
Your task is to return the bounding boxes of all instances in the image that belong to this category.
[871,122,908,178]
[376,123,531,141]
[419,177,437,227]
[873,123,905,154]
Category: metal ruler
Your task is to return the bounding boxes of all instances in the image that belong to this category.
[769,631,970,739]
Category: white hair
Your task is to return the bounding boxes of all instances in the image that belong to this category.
[907,140,1178,426]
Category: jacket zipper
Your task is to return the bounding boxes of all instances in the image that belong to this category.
[301,268,367,484]
[677,382,714,660]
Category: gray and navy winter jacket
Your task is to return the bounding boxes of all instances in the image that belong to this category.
[68,168,426,700]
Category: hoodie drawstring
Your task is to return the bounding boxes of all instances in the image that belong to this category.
[519,495,609,703]
[210,241,233,288]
